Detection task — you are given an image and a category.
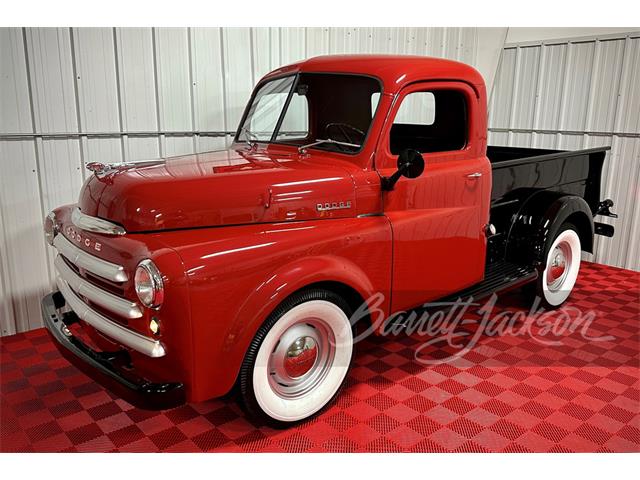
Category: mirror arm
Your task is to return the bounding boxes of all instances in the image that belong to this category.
[381,162,410,191]
[381,170,403,191]
[381,149,424,192]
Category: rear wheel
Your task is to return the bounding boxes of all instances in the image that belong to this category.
[239,289,354,427]
[534,222,582,308]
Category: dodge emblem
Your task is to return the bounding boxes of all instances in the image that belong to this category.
[65,226,102,252]
[316,201,352,212]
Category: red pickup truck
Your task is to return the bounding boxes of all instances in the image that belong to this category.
[41,55,617,427]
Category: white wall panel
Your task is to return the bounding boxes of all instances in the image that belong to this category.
[73,28,121,132]
[404,28,425,56]
[426,28,446,57]
[458,28,477,65]
[125,136,160,161]
[329,27,356,54]
[191,28,225,132]
[370,27,395,54]
[196,136,227,154]
[1,27,482,336]
[155,28,193,131]
[585,39,625,132]
[443,28,462,61]
[84,138,122,165]
[164,136,195,157]
[116,28,158,132]
[535,43,567,130]
[306,28,330,57]
[280,28,306,64]
[535,133,560,149]
[615,37,640,134]
[560,41,595,132]
[511,132,533,147]
[0,28,32,134]
[489,47,517,129]
[0,140,49,334]
[489,31,640,271]
[0,203,15,334]
[25,28,78,133]
[222,28,253,134]
[511,46,540,130]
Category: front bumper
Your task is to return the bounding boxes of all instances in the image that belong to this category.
[41,291,185,410]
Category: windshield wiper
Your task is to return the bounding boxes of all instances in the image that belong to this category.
[297,138,361,154]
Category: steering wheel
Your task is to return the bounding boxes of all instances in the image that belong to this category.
[325,123,366,145]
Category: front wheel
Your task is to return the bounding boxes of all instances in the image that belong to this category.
[534,222,582,308]
[238,289,354,427]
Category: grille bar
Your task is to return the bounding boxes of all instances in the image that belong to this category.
[54,255,142,319]
[53,234,128,282]
[56,276,164,358]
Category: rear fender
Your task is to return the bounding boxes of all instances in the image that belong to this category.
[506,192,594,266]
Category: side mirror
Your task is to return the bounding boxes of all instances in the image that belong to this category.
[381,149,425,191]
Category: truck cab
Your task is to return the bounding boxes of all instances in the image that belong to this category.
[41,55,616,427]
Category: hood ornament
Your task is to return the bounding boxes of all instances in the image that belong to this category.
[86,162,109,174]
[85,161,140,177]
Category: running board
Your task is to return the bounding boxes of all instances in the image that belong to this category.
[386,261,538,329]
[442,261,538,303]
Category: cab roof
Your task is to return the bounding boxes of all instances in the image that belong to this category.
[261,54,485,94]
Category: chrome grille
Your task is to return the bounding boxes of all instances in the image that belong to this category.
[52,233,164,358]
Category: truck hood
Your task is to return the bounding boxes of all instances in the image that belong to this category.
[78,148,357,232]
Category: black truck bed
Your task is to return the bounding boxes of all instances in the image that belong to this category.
[488,145,610,214]
[433,146,612,306]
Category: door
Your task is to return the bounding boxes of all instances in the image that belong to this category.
[376,81,492,312]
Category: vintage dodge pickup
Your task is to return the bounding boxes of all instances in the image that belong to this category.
[41,55,617,426]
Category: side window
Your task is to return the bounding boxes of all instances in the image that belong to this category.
[389,89,467,155]
[395,91,435,125]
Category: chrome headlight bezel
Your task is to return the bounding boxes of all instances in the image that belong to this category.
[134,259,164,309]
[44,211,58,246]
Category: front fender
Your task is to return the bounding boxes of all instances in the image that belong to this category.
[225,252,384,350]
[156,216,392,401]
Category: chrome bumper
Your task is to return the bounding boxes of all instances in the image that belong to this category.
[52,232,164,358]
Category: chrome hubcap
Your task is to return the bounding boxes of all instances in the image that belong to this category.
[284,336,318,378]
[268,320,335,399]
[546,240,572,291]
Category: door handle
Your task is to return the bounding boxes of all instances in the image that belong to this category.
[466,172,482,178]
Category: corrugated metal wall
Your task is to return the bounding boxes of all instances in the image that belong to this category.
[488,31,640,272]
[0,27,479,335]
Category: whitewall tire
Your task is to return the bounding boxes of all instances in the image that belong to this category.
[239,289,354,427]
[538,223,582,308]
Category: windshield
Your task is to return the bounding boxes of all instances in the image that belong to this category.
[236,73,382,154]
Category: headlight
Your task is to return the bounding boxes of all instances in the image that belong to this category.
[44,211,58,245]
[134,259,164,308]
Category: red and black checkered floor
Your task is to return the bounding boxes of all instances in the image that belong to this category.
[1,262,639,452]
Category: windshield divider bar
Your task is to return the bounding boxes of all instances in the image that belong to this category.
[270,73,299,144]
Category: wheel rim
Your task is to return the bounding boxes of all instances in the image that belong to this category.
[542,228,581,307]
[268,319,336,399]
[546,240,572,291]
